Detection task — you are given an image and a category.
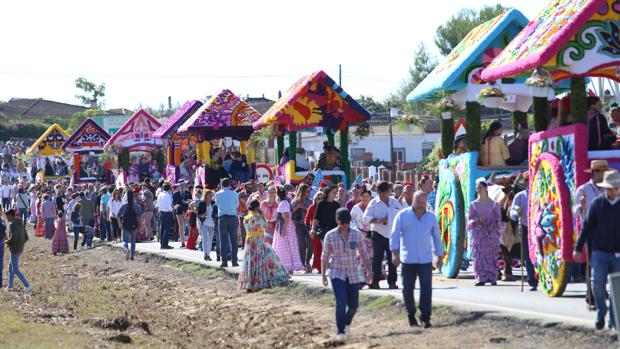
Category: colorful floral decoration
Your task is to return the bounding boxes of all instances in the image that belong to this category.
[407,9,529,102]
[482,0,620,83]
[528,125,589,296]
[62,118,111,153]
[153,100,204,139]
[252,71,370,133]
[104,109,163,152]
[476,85,505,100]
[26,124,71,156]
[435,98,458,113]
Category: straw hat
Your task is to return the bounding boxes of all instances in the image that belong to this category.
[597,170,620,189]
[584,160,610,173]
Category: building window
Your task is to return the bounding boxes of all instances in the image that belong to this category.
[422,142,434,159]
[393,148,406,163]
[351,147,366,161]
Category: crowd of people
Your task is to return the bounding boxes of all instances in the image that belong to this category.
[2,104,620,340]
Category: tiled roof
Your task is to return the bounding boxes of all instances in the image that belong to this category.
[243,96,275,114]
[0,98,88,119]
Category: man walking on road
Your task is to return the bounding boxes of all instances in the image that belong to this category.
[509,172,537,291]
[156,184,174,250]
[574,170,620,331]
[363,181,401,289]
[214,178,239,268]
[390,190,443,328]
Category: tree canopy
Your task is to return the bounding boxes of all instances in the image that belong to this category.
[434,4,509,56]
[75,77,106,109]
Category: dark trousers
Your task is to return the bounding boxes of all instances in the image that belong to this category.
[0,240,3,287]
[295,223,313,266]
[219,215,238,263]
[402,263,433,322]
[160,212,173,248]
[330,278,359,335]
[372,232,397,286]
[99,214,110,241]
[520,224,537,287]
[2,197,9,210]
[110,217,120,241]
[73,227,81,250]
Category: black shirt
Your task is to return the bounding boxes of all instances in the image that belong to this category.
[576,195,620,253]
[313,200,340,239]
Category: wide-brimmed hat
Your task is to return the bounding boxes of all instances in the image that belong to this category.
[597,170,620,189]
[585,160,610,173]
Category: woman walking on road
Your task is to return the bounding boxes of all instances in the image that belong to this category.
[238,200,289,291]
[260,186,278,245]
[272,186,304,274]
[291,184,313,273]
[51,212,69,255]
[305,191,324,273]
[468,178,502,286]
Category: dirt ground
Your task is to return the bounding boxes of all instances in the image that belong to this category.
[0,233,617,349]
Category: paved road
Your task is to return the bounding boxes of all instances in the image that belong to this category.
[109,239,596,328]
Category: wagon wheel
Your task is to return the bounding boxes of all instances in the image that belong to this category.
[436,169,465,278]
[530,154,570,297]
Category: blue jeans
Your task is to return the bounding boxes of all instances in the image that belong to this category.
[160,212,173,248]
[73,227,81,250]
[8,253,30,289]
[123,229,137,258]
[330,278,359,335]
[520,225,537,288]
[0,241,3,287]
[218,215,238,263]
[44,217,54,239]
[402,263,433,322]
[100,214,110,241]
[590,250,620,327]
[18,208,28,223]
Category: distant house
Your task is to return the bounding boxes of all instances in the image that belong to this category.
[243,95,275,114]
[0,98,89,119]
[0,97,129,120]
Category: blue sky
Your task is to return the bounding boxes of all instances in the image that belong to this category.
[0,0,542,110]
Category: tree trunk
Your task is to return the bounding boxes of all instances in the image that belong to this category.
[570,77,587,125]
[465,101,481,152]
[339,127,350,185]
[532,97,549,132]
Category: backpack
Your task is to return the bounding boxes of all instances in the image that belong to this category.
[122,206,138,230]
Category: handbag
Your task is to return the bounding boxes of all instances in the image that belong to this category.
[275,212,286,236]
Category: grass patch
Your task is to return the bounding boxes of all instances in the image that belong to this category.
[361,295,397,312]
[0,310,93,349]
[166,261,224,279]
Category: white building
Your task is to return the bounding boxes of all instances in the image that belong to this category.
[295,119,440,166]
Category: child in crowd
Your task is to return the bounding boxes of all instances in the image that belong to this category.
[51,211,69,255]
[186,202,199,250]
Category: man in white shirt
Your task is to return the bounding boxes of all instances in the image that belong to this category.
[156,183,174,250]
[363,181,402,289]
[1,179,13,211]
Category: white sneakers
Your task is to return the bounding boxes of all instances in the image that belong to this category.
[334,326,352,343]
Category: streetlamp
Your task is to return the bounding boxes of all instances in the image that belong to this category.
[389,105,399,182]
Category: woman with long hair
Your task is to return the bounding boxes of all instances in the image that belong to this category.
[198,190,216,261]
[306,191,324,273]
[292,184,313,273]
[350,189,374,286]
[479,121,509,166]
[108,190,123,242]
[260,186,278,245]
[238,200,289,291]
[272,186,304,273]
[311,186,340,271]
[467,178,502,286]
[118,190,141,260]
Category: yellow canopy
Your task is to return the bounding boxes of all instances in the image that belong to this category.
[26,123,71,156]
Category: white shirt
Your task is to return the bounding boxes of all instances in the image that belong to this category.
[363,196,402,238]
[157,191,174,212]
[1,184,13,198]
[573,180,605,219]
[108,199,123,219]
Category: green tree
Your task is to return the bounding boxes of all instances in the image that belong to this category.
[75,77,106,108]
[434,4,508,56]
[68,109,105,132]
[42,115,69,130]
[358,95,387,114]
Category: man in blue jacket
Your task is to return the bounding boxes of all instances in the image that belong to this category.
[574,170,620,331]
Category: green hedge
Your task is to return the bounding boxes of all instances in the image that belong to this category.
[0,119,50,141]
